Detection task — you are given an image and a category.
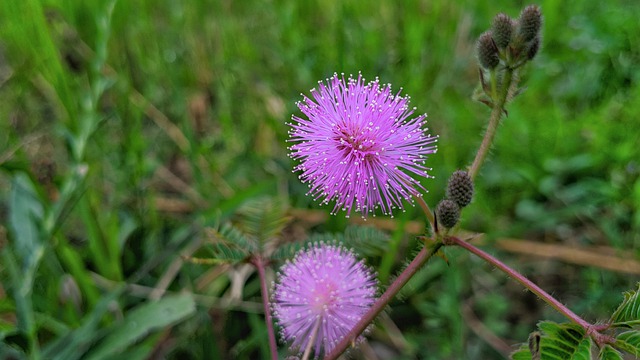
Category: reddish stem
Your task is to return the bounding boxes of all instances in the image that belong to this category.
[448,236,614,347]
[252,256,279,360]
[324,241,443,360]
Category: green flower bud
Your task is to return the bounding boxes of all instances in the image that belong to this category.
[492,13,514,49]
[518,5,542,42]
[477,31,499,69]
[437,199,461,229]
[446,170,474,207]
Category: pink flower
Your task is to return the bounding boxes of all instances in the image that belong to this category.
[288,73,437,217]
[272,243,377,357]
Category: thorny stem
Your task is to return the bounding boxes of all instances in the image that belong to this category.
[324,240,443,360]
[252,256,279,360]
[302,316,322,360]
[448,236,615,347]
[469,68,514,180]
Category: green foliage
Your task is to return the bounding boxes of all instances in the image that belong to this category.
[511,331,540,360]
[598,345,623,360]
[336,224,392,257]
[204,223,254,262]
[8,174,44,278]
[614,330,640,356]
[200,197,290,263]
[38,289,196,360]
[84,294,196,360]
[510,344,533,360]
[611,283,640,327]
[0,0,639,358]
[270,224,391,261]
[235,197,291,245]
[41,287,124,360]
[538,322,590,360]
[510,322,591,360]
[513,283,640,359]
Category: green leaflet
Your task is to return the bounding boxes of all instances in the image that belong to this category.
[614,330,640,357]
[511,322,591,360]
[270,224,391,260]
[510,343,533,360]
[235,197,290,245]
[84,294,196,360]
[598,345,623,360]
[42,287,125,360]
[611,283,640,327]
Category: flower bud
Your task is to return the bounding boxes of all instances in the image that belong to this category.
[492,13,514,49]
[518,5,542,42]
[437,199,460,229]
[446,170,474,207]
[526,36,541,60]
[477,31,499,69]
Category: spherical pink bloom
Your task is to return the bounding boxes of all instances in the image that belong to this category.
[272,243,377,358]
[288,73,437,217]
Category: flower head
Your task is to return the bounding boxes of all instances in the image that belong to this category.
[272,243,377,357]
[288,73,437,217]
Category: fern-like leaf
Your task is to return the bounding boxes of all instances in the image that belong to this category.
[538,321,590,360]
[341,225,391,257]
[610,283,640,327]
[206,242,250,263]
[270,225,390,261]
[304,225,390,256]
[202,224,253,263]
[270,238,317,261]
[510,343,533,360]
[598,345,623,360]
[615,330,640,357]
[568,338,592,360]
[206,223,257,253]
[236,197,290,245]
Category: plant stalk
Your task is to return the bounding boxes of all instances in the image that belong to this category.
[469,68,514,180]
[252,256,279,360]
[324,240,443,360]
[448,236,614,346]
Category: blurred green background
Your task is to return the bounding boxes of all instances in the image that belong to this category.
[1,0,639,359]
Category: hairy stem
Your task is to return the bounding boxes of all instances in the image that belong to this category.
[324,240,443,360]
[414,194,435,231]
[448,236,614,346]
[469,68,514,180]
[252,256,279,360]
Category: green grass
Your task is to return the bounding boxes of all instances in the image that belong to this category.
[1,0,639,359]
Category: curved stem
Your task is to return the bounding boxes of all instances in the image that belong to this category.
[448,236,614,346]
[469,69,514,180]
[252,256,279,360]
[324,240,443,360]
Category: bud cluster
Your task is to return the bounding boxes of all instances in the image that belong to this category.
[436,170,474,230]
[476,5,543,70]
